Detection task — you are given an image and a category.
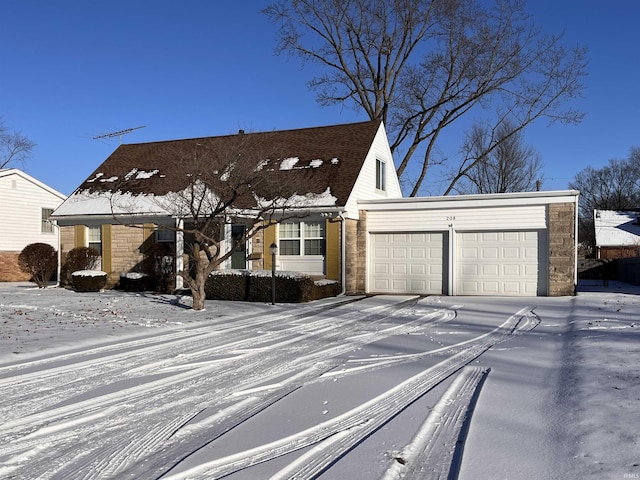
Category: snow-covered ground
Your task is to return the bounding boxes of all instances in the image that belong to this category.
[0,280,638,479]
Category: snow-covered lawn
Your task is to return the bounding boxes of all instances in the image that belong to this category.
[0,281,638,479]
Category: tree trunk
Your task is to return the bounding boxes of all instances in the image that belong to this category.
[191,280,207,311]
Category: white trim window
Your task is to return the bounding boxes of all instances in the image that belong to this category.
[376,159,386,191]
[88,225,102,257]
[279,221,325,256]
[41,208,54,233]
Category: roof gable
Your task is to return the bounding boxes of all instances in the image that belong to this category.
[0,168,67,200]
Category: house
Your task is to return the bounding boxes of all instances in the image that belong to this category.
[0,169,67,281]
[52,120,579,297]
[594,209,640,259]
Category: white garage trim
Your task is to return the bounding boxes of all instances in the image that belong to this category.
[369,232,445,294]
[455,230,548,296]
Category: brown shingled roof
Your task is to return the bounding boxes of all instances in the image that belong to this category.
[77,120,382,207]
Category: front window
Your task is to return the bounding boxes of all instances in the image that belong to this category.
[88,226,102,257]
[41,208,54,233]
[279,221,325,256]
[156,227,174,243]
[376,159,386,191]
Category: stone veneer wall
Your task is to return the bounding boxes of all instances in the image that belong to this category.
[344,211,367,294]
[0,251,30,281]
[59,224,148,288]
[108,224,149,287]
[548,202,577,296]
[59,226,75,263]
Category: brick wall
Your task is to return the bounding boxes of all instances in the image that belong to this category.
[0,251,30,282]
[548,202,577,296]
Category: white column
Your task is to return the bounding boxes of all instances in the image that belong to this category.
[175,218,184,289]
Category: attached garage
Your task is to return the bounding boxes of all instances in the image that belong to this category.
[359,191,578,297]
[370,232,445,294]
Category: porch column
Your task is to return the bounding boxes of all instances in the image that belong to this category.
[175,218,184,289]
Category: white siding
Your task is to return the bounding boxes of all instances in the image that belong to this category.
[343,123,402,218]
[366,205,547,232]
[0,170,66,251]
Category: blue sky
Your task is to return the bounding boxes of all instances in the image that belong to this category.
[1,0,638,196]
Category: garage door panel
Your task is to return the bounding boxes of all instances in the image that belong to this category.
[483,264,500,276]
[503,247,520,259]
[392,248,407,259]
[461,247,479,259]
[502,264,520,276]
[370,232,445,295]
[411,264,426,275]
[457,230,546,296]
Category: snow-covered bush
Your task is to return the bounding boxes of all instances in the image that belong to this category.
[18,243,58,288]
[71,270,107,292]
[118,272,151,292]
[205,270,340,302]
[60,247,100,287]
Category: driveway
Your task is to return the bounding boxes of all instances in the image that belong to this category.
[0,284,637,479]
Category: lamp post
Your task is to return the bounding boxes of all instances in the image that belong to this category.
[269,242,278,305]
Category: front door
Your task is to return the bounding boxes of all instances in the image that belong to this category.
[231,225,247,269]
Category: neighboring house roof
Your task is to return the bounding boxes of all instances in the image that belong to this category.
[594,210,640,247]
[53,120,384,219]
[0,168,67,200]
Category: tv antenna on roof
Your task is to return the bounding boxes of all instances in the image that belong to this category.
[93,125,146,144]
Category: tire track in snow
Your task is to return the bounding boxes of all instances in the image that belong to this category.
[162,307,535,479]
[381,366,490,480]
[0,296,445,478]
[0,298,368,419]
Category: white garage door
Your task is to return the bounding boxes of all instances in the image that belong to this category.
[369,232,444,294]
[456,231,545,296]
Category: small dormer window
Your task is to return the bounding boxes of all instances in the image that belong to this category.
[376,159,386,191]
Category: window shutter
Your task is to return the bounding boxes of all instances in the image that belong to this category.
[75,225,87,248]
[263,222,276,270]
[326,219,341,280]
[101,224,112,274]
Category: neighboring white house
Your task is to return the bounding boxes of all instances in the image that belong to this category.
[594,210,640,259]
[0,169,67,281]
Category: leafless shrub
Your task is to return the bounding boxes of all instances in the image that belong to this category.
[60,247,101,287]
[18,243,57,288]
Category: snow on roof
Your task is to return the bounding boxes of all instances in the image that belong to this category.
[594,210,640,247]
[255,187,338,209]
[52,190,170,218]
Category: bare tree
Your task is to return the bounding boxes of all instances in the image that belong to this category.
[264,0,587,195]
[453,120,542,194]
[0,118,35,169]
[103,133,321,310]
